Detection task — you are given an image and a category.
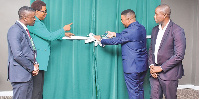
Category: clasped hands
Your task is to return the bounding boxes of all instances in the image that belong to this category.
[150,65,163,78]
[32,64,39,76]
[94,31,116,41]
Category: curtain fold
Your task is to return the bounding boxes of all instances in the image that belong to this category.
[30,0,160,99]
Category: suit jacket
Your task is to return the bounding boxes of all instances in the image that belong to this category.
[27,17,65,71]
[101,21,148,73]
[7,21,36,82]
[148,20,186,80]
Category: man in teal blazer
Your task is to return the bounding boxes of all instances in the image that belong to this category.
[27,1,74,99]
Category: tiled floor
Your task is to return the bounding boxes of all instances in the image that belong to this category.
[0,89,199,99]
[177,89,199,99]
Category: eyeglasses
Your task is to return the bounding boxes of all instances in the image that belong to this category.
[39,9,47,13]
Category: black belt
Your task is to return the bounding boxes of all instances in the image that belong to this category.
[155,64,159,66]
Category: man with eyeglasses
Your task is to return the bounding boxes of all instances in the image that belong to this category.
[94,9,148,99]
[27,0,74,99]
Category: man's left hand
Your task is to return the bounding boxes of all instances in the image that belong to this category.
[65,32,74,38]
[107,31,116,38]
[34,64,39,72]
[94,35,101,41]
[150,66,162,73]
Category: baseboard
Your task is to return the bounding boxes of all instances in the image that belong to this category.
[0,91,12,96]
[0,85,198,96]
[177,85,199,90]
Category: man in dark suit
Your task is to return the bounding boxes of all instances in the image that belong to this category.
[94,9,148,99]
[7,6,39,99]
[148,4,186,99]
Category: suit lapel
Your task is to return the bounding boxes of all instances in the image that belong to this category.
[158,20,173,52]
[152,26,159,53]
[16,22,34,51]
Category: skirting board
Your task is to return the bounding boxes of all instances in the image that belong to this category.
[0,91,12,96]
[177,85,199,90]
[0,85,198,96]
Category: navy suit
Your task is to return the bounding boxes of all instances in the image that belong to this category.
[101,21,148,99]
[7,21,36,99]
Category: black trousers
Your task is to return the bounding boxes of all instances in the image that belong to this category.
[32,70,44,99]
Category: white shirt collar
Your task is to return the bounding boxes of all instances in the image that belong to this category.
[158,20,170,31]
[17,20,28,31]
[154,19,170,64]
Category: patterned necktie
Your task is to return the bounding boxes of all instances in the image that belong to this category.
[26,29,36,49]
[26,29,36,63]
[26,29,31,39]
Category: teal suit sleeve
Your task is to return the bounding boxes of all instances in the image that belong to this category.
[28,20,65,41]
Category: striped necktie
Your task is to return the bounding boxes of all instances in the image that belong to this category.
[26,29,36,63]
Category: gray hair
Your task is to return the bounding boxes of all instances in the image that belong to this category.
[18,6,35,19]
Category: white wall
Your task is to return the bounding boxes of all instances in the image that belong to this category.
[0,0,30,91]
[161,0,199,86]
[0,0,199,91]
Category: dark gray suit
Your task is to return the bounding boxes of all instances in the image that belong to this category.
[148,20,186,99]
[7,21,36,99]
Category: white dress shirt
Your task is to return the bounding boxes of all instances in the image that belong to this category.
[154,20,170,64]
[17,20,36,50]
[17,20,28,34]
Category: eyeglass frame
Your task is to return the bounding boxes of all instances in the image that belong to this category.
[39,9,47,13]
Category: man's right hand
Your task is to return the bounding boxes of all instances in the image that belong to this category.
[151,73,158,78]
[94,35,102,41]
[107,31,116,38]
[34,64,39,71]
[32,70,38,76]
[63,23,73,31]
[32,64,39,76]
[150,65,158,78]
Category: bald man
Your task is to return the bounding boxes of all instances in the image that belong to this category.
[148,4,186,99]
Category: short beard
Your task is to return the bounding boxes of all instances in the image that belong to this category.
[124,24,128,28]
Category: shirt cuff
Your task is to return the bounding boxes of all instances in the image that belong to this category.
[149,64,154,68]
[116,33,120,37]
[160,66,163,70]
[33,62,39,71]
